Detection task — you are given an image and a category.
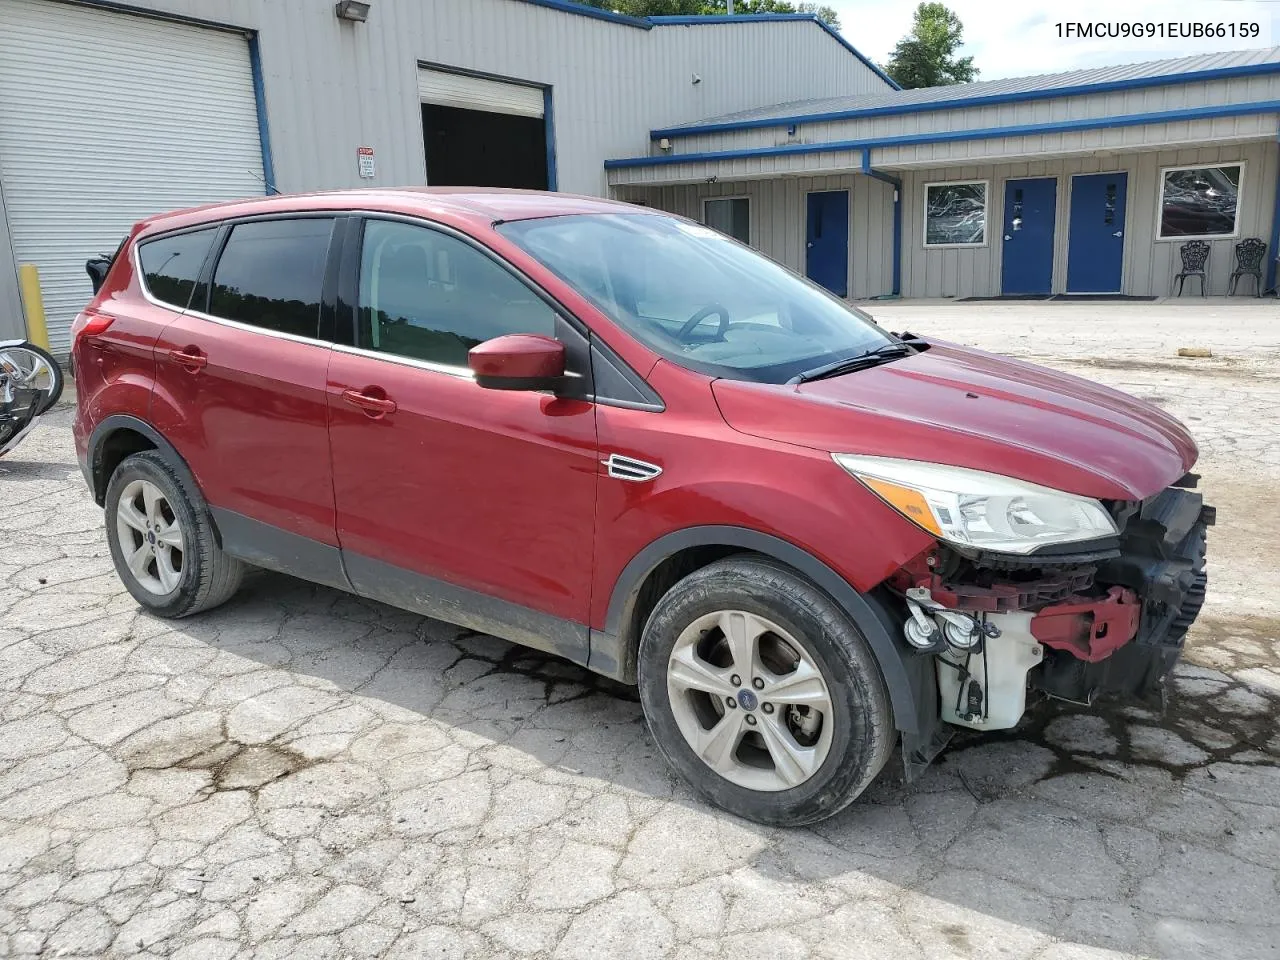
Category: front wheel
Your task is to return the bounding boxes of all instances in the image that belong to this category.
[638,556,894,826]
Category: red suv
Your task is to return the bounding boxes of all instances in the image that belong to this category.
[73,189,1212,825]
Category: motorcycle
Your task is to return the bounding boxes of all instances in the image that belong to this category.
[0,340,63,458]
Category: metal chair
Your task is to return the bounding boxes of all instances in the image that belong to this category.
[1174,240,1210,296]
[1228,238,1267,296]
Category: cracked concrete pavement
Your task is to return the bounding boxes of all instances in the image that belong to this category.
[1,299,1278,959]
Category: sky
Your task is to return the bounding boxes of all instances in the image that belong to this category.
[823,0,1278,80]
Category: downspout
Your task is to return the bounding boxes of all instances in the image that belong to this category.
[861,150,902,298]
[1267,131,1280,295]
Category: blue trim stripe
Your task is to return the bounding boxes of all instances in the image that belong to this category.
[647,14,898,90]
[544,87,559,191]
[518,0,650,27]
[608,99,1280,169]
[246,33,277,195]
[651,59,1280,141]
[860,151,901,297]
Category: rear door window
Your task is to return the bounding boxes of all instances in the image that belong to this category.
[137,228,219,309]
[208,218,336,339]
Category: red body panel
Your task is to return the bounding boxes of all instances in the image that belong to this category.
[712,343,1197,502]
[326,351,599,623]
[72,229,168,465]
[150,314,337,546]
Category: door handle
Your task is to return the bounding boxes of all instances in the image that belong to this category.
[1112,230,1123,238]
[1004,235,1012,241]
[806,241,814,248]
[342,387,397,417]
[168,346,206,372]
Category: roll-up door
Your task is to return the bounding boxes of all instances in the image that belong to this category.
[0,0,266,354]
[418,68,545,119]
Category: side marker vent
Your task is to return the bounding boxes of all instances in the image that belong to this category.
[602,454,662,482]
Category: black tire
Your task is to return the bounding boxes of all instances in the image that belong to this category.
[104,451,244,618]
[638,555,894,826]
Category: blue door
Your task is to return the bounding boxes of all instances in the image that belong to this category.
[1001,178,1057,295]
[1067,172,1128,293]
[806,190,849,297]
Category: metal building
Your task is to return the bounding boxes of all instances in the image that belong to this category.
[609,48,1280,300]
[0,0,891,352]
[4,0,1277,356]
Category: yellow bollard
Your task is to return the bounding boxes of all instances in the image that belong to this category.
[17,263,51,350]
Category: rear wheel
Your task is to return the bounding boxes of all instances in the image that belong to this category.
[638,556,893,826]
[104,451,243,618]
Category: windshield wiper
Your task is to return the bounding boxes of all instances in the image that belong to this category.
[788,342,915,385]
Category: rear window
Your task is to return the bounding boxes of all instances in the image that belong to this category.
[208,218,335,339]
[137,228,218,309]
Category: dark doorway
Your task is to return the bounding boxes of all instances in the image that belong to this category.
[422,104,548,190]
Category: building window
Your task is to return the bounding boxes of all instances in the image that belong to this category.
[923,181,987,246]
[1158,164,1243,239]
[704,197,750,244]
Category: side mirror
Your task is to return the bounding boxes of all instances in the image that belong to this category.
[469,334,566,392]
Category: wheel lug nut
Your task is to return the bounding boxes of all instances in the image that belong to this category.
[744,714,757,726]
[730,674,742,687]
[762,703,774,714]
[752,677,764,690]
[725,696,737,708]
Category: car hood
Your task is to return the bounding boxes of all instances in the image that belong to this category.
[711,343,1197,501]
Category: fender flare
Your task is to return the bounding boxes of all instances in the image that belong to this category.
[597,525,927,734]
[86,414,191,505]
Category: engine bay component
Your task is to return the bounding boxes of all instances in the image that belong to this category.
[1029,585,1140,662]
[937,610,1044,729]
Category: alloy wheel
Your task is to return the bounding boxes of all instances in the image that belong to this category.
[666,609,835,792]
[115,479,185,595]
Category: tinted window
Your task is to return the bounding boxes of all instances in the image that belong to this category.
[498,213,893,384]
[138,228,218,308]
[704,198,749,244]
[358,219,556,367]
[208,219,335,338]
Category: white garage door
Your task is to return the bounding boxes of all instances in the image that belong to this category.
[0,0,266,353]
[418,68,545,119]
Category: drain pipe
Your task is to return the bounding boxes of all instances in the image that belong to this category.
[726,0,734,12]
[1267,131,1280,295]
[861,150,902,298]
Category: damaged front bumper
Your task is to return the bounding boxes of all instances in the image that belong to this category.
[890,482,1213,733]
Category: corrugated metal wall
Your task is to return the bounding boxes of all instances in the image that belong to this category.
[664,73,1280,157]
[56,0,886,197]
[898,140,1279,298]
[0,0,890,340]
[0,185,19,340]
[614,174,895,299]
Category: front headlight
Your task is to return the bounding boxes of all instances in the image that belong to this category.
[833,454,1118,555]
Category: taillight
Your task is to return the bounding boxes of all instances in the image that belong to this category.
[71,311,114,346]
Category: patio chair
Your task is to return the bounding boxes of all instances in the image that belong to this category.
[1228,237,1267,296]
[1174,240,1210,297]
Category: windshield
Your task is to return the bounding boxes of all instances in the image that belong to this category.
[497,213,896,384]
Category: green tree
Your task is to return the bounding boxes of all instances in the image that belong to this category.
[884,2,977,89]
[577,0,839,29]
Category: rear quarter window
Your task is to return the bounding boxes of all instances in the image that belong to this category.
[137,228,219,309]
